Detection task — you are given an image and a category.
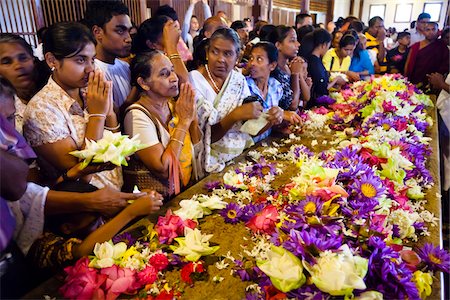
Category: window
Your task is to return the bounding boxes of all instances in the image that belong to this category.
[395,3,413,23]
[369,4,386,21]
[423,3,442,22]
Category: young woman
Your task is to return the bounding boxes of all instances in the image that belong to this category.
[300,28,346,108]
[189,28,263,173]
[322,33,360,81]
[349,33,375,78]
[23,22,122,190]
[268,25,303,111]
[246,42,302,142]
[124,51,202,197]
[182,0,212,53]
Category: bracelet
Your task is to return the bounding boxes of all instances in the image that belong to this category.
[168,53,181,60]
[174,127,188,134]
[170,138,184,146]
[105,124,121,131]
[88,113,106,119]
[61,170,77,182]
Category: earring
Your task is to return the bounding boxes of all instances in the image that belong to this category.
[51,66,55,71]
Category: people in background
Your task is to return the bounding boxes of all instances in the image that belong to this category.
[365,16,387,73]
[249,20,268,44]
[268,25,301,111]
[190,28,261,173]
[23,22,122,190]
[349,33,375,79]
[300,28,346,108]
[297,25,314,45]
[124,51,202,197]
[331,31,343,49]
[33,27,48,61]
[244,18,253,32]
[0,34,51,133]
[182,0,212,53]
[84,0,133,109]
[322,33,360,81]
[295,13,313,29]
[405,22,449,87]
[387,31,410,74]
[231,20,250,50]
[326,21,336,33]
[440,27,450,50]
[408,13,431,46]
[246,42,301,142]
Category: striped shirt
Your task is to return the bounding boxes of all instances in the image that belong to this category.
[95,58,131,108]
[365,32,387,73]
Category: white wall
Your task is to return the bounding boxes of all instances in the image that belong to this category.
[361,0,448,31]
[333,0,352,21]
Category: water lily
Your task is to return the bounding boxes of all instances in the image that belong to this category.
[174,199,204,220]
[303,245,368,297]
[170,227,219,261]
[223,170,248,190]
[257,245,306,292]
[90,241,127,268]
[196,194,227,214]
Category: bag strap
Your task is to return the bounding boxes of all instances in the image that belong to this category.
[125,104,162,142]
[330,56,335,72]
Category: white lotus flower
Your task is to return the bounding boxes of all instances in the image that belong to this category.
[174,199,204,220]
[197,194,227,214]
[90,241,127,268]
[170,227,219,261]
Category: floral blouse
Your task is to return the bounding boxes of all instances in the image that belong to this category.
[23,77,123,190]
[272,67,294,110]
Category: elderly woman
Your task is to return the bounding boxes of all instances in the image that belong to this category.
[189,28,263,173]
[246,42,301,142]
[124,51,202,198]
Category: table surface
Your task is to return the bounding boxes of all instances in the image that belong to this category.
[24,106,443,300]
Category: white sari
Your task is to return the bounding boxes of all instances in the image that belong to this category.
[190,70,254,173]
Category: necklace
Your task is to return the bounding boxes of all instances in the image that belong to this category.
[205,65,221,93]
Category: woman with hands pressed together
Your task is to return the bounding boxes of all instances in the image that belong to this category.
[246,42,302,142]
[189,28,262,173]
[124,51,201,198]
[23,22,122,190]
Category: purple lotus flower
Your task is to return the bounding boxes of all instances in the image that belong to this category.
[220,202,243,224]
[416,243,450,273]
[365,237,420,299]
[287,284,329,300]
[349,173,385,202]
[241,203,264,222]
[283,228,342,263]
[204,180,222,191]
[293,145,314,158]
[112,232,136,246]
[316,95,336,105]
[246,158,277,178]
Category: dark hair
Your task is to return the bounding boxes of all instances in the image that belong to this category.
[299,28,331,57]
[251,42,278,64]
[191,15,198,20]
[267,25,294,45]
[43,22,95,59]
[131,16,170,54]
[231,20,246,31]
[154,4,178,21]
[0,77,16,99]
[410,20,416,29]
[426,21,439,28]
[442,26,450,37]
[36,27,48,41]
[0,33,34,57]
[209,27,241,55]
[339,34,356,48]
[348,21,364,33]
[368,16,383,28]
[130,50,163,91]
[84,0,129,29]
[259,24,276,41]
[295,13,311,27]
[297,25,314,43]
[397,31,411,40]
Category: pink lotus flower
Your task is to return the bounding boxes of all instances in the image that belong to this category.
[149,253,169,271]
[382,101,396,113]
[60,258,107,300]
[312,184,349,200]
[137,265,157,286]
[313,106,329,115]
[155,210,197,244]
[246,205,279,234]
[400,249,421,272]
[100,265,140,300]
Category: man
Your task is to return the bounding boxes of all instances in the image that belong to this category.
[231,20,249,49]
[405,22,449,87]
[295,13,313,29]
[365,16,387,73]
[84,1,133,109]
[408,13,431,46]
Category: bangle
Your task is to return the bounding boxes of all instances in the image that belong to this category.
[105,124,121,131]
[61,170,76,182]
[174,127,188,135]
[168,53,181,60]
[88,113,106,119]
[170,138,184,146]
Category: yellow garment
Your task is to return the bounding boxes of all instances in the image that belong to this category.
[322,48,351,72]
[168,100,193,187]
[364,32,387,73]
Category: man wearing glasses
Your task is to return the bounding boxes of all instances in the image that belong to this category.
[408,13,431,46]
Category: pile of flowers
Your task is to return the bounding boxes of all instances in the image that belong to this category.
[70,131,148,168]
[59,75,449,299]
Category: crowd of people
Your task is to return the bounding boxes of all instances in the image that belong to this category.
[0,0,449,297]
